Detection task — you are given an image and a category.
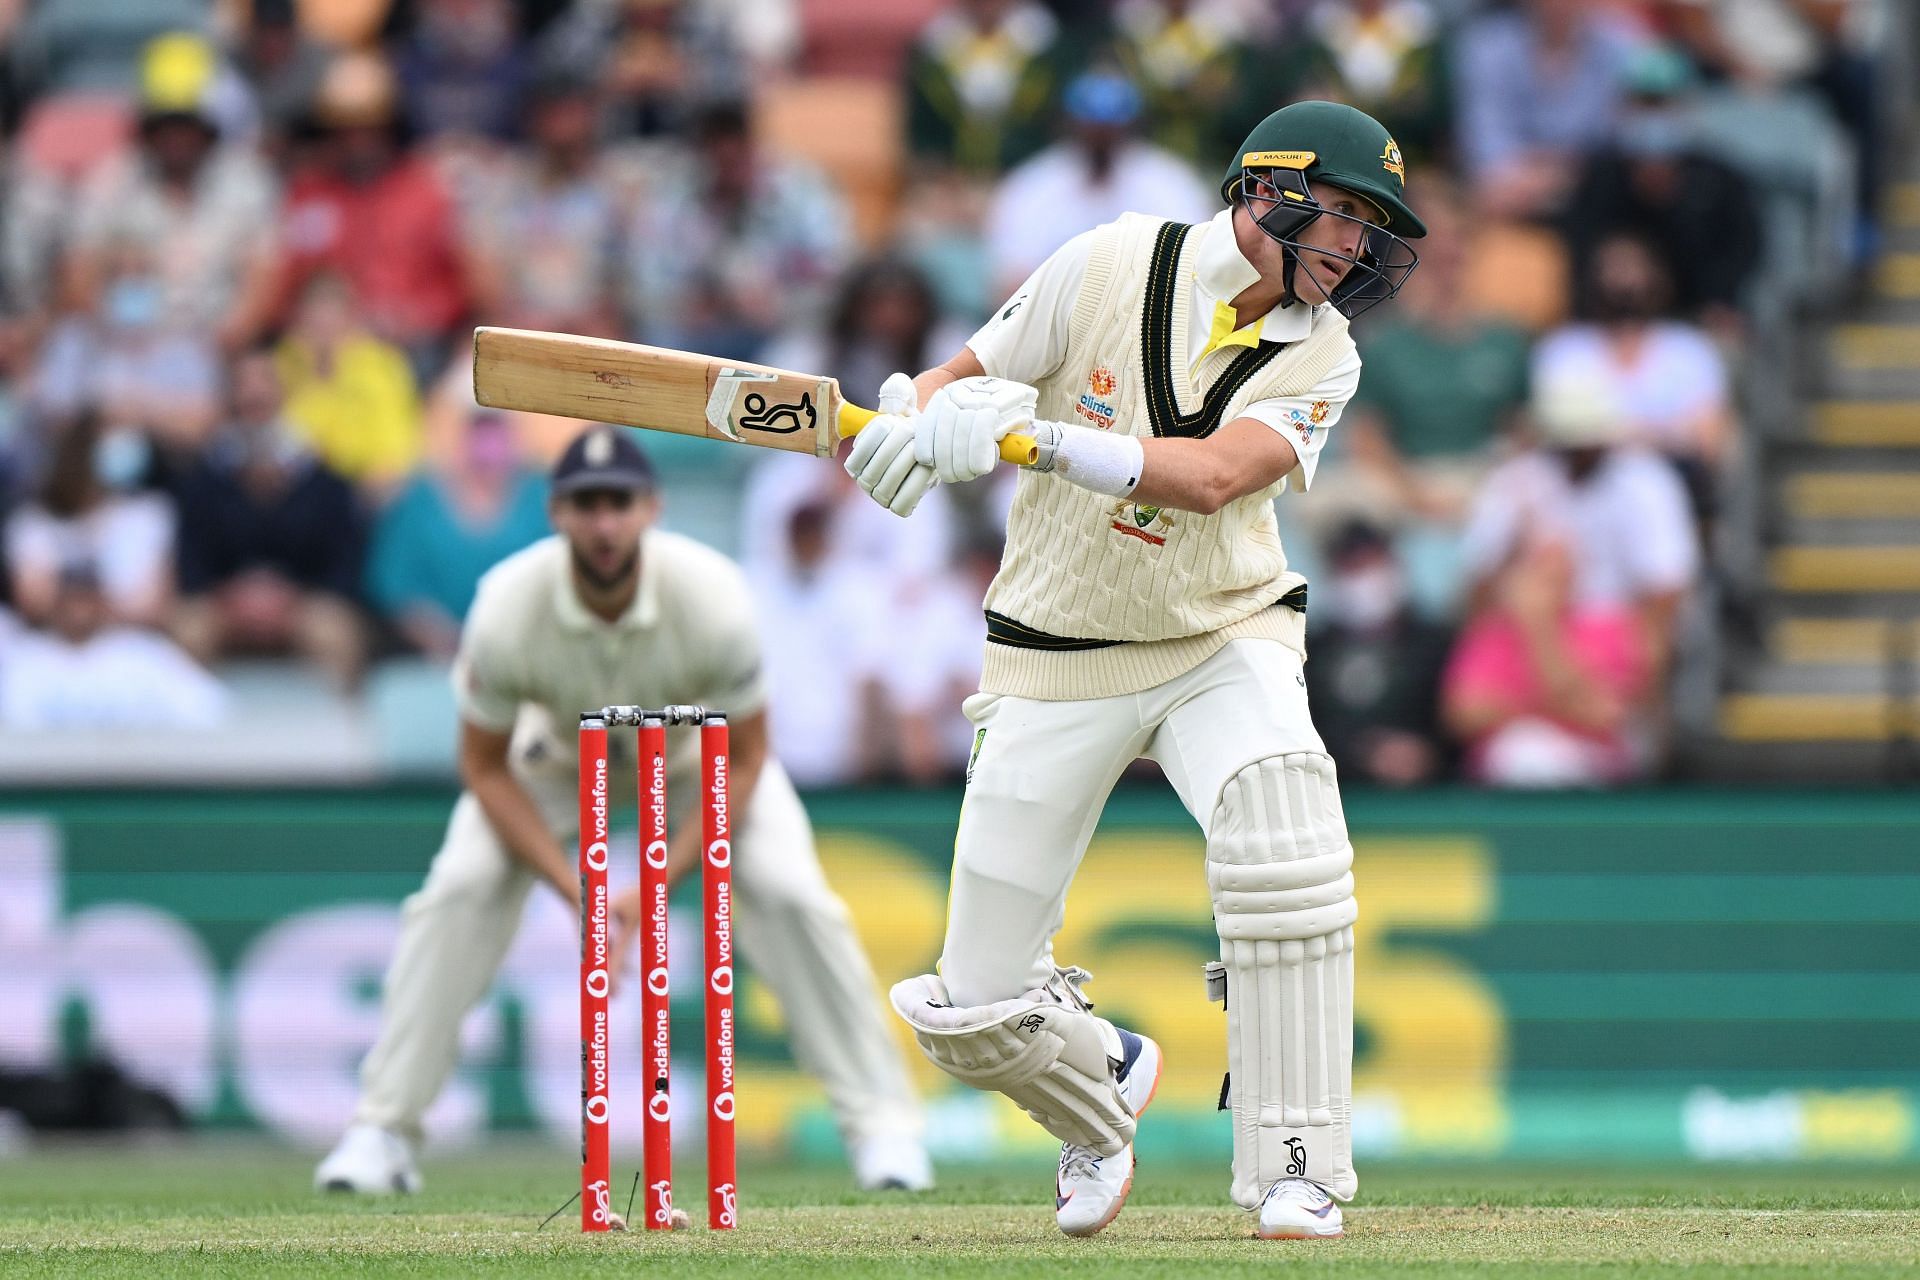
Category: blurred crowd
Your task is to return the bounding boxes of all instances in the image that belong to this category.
[0,0,1904,786]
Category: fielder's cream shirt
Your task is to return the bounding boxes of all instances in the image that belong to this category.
[456,530,765,768]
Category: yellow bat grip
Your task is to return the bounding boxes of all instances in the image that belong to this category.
[837,403,1038,467]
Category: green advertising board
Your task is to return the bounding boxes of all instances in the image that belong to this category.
[1,787,1914,1164]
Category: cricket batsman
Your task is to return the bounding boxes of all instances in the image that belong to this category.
[846,101,1424,1238]
[316,426,930,1195]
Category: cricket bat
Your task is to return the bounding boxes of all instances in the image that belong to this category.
[472,327,1038,466]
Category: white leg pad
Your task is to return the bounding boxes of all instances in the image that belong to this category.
[1210,752,1358,1207]
[891,971,1132,1156]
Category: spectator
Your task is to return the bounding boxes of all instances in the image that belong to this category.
[1,154,66,346]
[0,561,226,730]
[905,0,1062,177]
[1104,0,1256,168]
[1459,361,1699,695]
[1657,0,1882,258]
[171,350,368,691]
[1533,231,1736,514]
[365,407,549,660]
[68,33,280,352]
[1442,538,1656,787]
[395,0,529,142]
[1454,0,1641,218]
[881,534,1001,783]
[1262,0,1452,167]
[1328,193,1530,610]
[232,0,332,149]
[984,70,1213,298]
[4,413,174,629]
[623,100,851,360]
[1307,522,1453,787]
[31,238,222,452]
[1563,44,1763,332]
[535,0,753,140]
[279,51,477,378]
[761,257,974,415]
[466,75,640,338]
[751,501,890,787]
[274,273,423,493]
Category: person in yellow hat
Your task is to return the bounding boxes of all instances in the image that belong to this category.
[71,34,280,351]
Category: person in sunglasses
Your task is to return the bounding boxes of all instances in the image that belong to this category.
[848,101,1424,1240]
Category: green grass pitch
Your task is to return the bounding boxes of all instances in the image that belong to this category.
[0,1144,1915,1277]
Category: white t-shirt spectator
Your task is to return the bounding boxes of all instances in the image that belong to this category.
[4,495,176,617]
[1460,447,1699,609]
[739,453,958,588]
[0,627,227,729]
[985,140,1215,296]
[751,560,886,788]
[1533,323,1729,458]
[877,572,989,773]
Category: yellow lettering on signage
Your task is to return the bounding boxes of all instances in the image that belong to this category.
[1802,1090,1914,1159]
[1351,839,1504,1153]
[766,828,1506,1156]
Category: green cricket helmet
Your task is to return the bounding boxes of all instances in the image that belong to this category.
[1221,100,1426,318]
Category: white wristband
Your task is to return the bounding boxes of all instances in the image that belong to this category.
[1026,420,1143,498]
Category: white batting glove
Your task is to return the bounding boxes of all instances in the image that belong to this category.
[915,376,1038,485]
[844,371,937,517]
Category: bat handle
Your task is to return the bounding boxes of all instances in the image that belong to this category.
[837,404,1039,467]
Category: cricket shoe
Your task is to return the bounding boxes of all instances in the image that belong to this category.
[1054,1028,1162,1238]
[1257,1177,1343,1239]
[852,1132,935,1192]
[314,1124,422,1195]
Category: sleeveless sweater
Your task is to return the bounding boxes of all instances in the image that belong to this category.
[980,213,1355,700]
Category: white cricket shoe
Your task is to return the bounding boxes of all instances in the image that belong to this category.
[1054,1028,1161,1238]
[1257,1177,1343,1239]
[852,1132,935,1192]
[314,1124,422,1195]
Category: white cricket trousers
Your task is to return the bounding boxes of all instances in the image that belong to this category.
[940,637,1330,1006]
[353,721,921,1149]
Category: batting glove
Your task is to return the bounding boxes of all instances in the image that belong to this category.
[915,376,1038,485]
[845,371,937,517]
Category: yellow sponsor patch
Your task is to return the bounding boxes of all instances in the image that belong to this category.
[1242,150,1315,170]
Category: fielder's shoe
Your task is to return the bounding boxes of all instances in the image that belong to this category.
[1054,1028,1161,1238]
[1257,1177,1343,1239]
[314,1124,422,1195]
[852,1132,935,1192]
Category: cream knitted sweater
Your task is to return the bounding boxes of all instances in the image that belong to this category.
[980,214,1355,700]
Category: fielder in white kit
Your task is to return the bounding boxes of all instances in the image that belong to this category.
[845,101,1425,1238]
[317,426,929,1195]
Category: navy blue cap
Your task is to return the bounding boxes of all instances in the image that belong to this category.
[551,426,658,496]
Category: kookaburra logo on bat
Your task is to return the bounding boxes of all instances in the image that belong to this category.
[707,367,821,443]
[737,391,815,435]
